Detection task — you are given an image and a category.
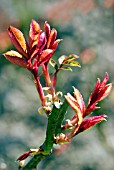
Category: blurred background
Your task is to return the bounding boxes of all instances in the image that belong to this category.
[0,0,114,169]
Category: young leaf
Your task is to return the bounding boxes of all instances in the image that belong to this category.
[64,61,81,67]
[47,28,57,48]
[51,39,61,50]
[3,50,28,68]
[49,58,58,70]
[73,87,85,114]
[77,115,107,134]
[58,67,72,71]
[64,54,79,62]
[38,49,53,66]
[58,55,66,65]
[58,54,81,68]
[29,19,41,49]
[8,26,29,59]
[44,21,51,39]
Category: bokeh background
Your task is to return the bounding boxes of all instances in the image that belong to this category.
[0,0,114,169]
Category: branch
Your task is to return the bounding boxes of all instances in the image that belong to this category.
[20,99,69,170]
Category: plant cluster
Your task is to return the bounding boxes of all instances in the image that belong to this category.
[3,20,112,170]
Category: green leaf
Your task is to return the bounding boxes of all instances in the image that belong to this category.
[49,58,58,70]
[49,58,57,67]
[58,54,80,68]
[64,54,79,62]
[58,67,72,71]
[58,55,66,64]
[64,61,81,67]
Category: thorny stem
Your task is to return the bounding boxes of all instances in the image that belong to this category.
[20,154,45,170]
[20,100,69,170]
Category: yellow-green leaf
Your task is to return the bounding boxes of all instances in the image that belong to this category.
[38,107,43,115]
[58,67,72,71]
[64,61,81,67]
[58,54,80,68]
[49,58,57,67]
[4,50,24,58]
[64,54,79,62]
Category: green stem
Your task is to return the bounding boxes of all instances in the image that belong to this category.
[20,99,69,170]
[41,105,59,154]
[55,99,69,136]
[20,154,45,170]
[42,99,69,153]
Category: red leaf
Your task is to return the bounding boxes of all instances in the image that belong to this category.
[51,39,61,50]
[88,78,101,105]
[98,83,112,101]
[65,93,81,114]
[77,115,107,134]
[29,20,41,49]
[47,28,57,48]
[38,49,53,66]
[44,21,50,39]
[38,32,47,52]
[8,26,29,59]
[65,93,83,125]
[100,72,109,90]
[85,73,112,116]
[17,151,30,161]
[3,50,28,68]
[73,86,85,114]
